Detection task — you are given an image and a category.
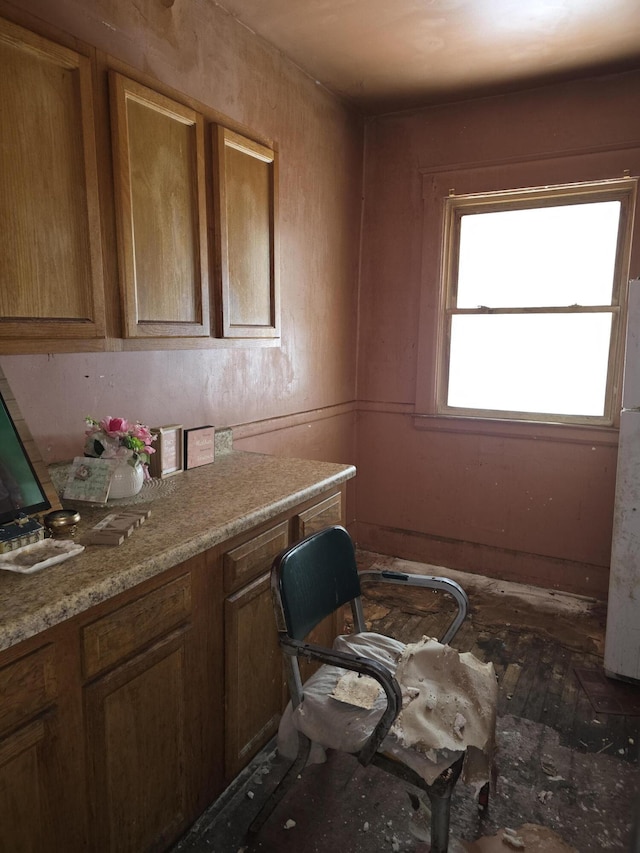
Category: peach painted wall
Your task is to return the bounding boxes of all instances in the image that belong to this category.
[357,71,640,598]
[2,2,639,596]
[0,0,362,523]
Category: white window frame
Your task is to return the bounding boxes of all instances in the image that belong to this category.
[436,178,637,427]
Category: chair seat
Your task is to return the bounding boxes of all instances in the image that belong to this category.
[278,632,497,793]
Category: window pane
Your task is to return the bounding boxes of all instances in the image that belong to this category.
[457,201,621,309]
[447,313,612,416]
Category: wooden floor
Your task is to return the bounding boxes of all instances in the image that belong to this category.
[174,552,640,853]
[355,550,638,765]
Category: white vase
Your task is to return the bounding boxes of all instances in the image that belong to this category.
[109,460,144,500]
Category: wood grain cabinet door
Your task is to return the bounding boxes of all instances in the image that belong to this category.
[293,492,344,682]
[83,628,193,853]
[224,572,285,780]
[214,127,280,339]
[0,717,56,853]
[0,17,105,349]
[0,644,83,852]
[110,72,210,339]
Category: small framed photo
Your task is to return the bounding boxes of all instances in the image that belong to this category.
[63,457,116,505]
[148,425,184,478]
[184,426,215,469]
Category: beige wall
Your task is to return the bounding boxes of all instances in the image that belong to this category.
[0,0,362,523]
[356,71,640,598]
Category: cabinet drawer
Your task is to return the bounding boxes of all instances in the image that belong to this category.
[223,522,289,593]
[294,492,342,539]
[0,645,56,735]
[82,574,191,679]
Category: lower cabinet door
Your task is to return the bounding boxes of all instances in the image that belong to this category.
[84,627,192,853]
[0,716,58,853]
[224,572,285,780]
[297,613,341,686]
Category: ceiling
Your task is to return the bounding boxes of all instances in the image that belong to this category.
[216,0,640,114]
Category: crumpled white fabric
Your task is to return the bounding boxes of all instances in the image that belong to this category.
[277,632,497,793]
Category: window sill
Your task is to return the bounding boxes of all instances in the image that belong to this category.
[412,413,618,446]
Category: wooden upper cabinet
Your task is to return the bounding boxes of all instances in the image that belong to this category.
[0,17,105,346]
[0,14,282,351]
[214,128,280,339]
[109,73,210,339]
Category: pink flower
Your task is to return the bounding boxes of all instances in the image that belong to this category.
[84,415,156,472]
[131,423,153,444]
[99,416,131,437]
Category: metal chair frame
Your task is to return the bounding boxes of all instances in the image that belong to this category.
[248,525,472,853]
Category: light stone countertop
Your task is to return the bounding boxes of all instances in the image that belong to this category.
[0,449,355,653]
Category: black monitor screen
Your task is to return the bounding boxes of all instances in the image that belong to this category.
[0,390,51,525]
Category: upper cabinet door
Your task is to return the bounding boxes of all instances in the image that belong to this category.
[214,128,280,339]
[110,73,210,339]
[0,18,105,347]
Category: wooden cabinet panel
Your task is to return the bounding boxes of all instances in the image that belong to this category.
[224,572,285,780]
[0,645,56,736]
[1,15,283,352]
[82,573,191,679]
[293,492,343,681]
[0,710,85,852]
[0,17,105,345]
[0,16,285,352]
[110,72,210,339]
[223,520,289,593]
[0,486,351,846]
[84,628,191,853]
[297,614,340,684]
[294,491,343,539]
[0,718,48,853]
[223,492,345,778]
[0,638,82,853]
[214,128,280,339]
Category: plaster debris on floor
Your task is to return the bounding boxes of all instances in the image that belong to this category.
[463,822,577,852]
[172,551,639,853]
[391,636,498,791]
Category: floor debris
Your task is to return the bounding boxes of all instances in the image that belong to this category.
[171,552,638,853]
[466,823,578,851]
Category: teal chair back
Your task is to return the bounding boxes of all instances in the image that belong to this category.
[273,525,362,641]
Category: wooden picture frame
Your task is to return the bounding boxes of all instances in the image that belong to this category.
[148,425,184,478]
[0,365,62,520]
[184,426,215,469]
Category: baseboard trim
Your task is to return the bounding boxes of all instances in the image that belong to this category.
[354,521,609,600]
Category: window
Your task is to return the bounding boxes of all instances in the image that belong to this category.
[438,179,637,425]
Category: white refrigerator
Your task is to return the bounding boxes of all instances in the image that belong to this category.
[605,278,640,682]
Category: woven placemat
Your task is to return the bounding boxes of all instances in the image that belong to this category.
[49,462,178,508]
[574,667,640,715]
